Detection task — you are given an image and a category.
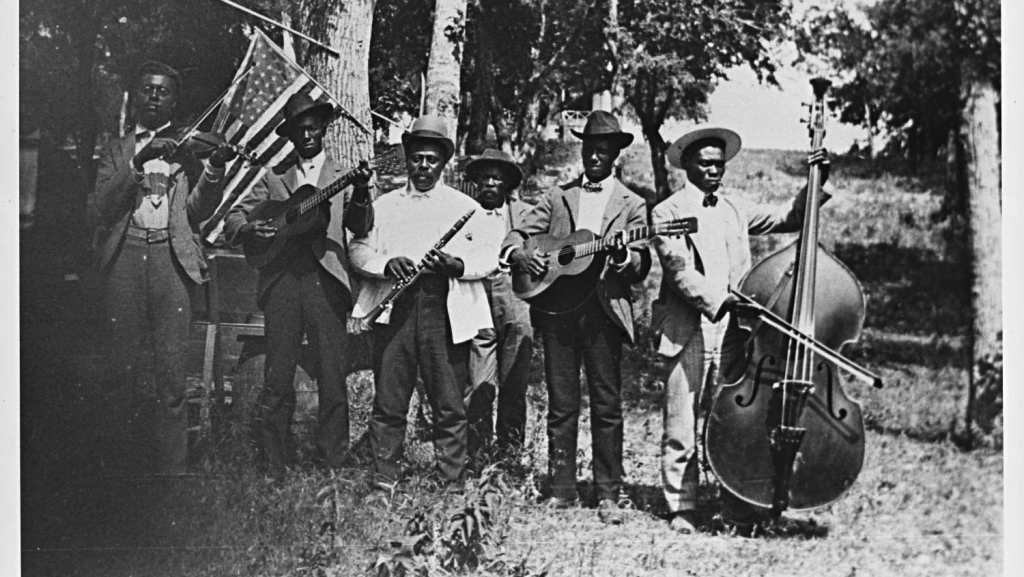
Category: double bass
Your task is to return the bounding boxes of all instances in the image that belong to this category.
[704,78,884,520]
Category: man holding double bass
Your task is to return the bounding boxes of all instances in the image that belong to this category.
[650,126,831,534]
[225,93,374,477]
[502,111,651,524]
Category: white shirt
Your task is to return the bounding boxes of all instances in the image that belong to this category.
[577,175,614,232]
[131,123,172,229]
[469,203,511,275]
[296,150,326,188]
[349,181,496,343]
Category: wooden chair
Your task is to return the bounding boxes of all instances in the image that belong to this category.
[193,249,265,433]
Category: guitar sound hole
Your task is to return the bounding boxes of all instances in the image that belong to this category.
[557,246,576,266]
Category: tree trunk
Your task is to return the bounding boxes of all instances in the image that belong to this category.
[960,71,1002,441]
[490,94,513,155]
[306,0,376,168]
[465,6,495,156]
[865,101,876,161]
[644,123,669,206]
[71,4,99,164]
[424,0,468,128]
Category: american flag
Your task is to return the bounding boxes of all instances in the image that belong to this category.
[200,29,336,242]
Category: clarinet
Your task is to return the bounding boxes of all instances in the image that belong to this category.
[355,209,476,332]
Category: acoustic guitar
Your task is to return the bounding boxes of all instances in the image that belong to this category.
[242,146,405,269]
[511,217,698,314]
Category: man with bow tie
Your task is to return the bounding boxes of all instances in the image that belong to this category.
[502,111,651,524]
[461,149,535,469]
[225,93,374,478]
[88,61,237,475]
[650,126,831,534]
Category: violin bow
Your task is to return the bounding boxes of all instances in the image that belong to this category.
[731,289,884,389]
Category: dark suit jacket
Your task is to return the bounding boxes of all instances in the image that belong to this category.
[87,132,225,284]
[501,177,651,343]
[223,153,374,307]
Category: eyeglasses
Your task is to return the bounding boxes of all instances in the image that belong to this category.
[139,84,173,97]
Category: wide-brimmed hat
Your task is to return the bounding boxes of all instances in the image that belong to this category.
[667,126,742,168]
[401,114,456,160]
[275,93,336,137]
[464,148,523,190]
[570,110,634,148]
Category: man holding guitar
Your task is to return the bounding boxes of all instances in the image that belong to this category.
[501,111,651,524]
[224,93,374,477]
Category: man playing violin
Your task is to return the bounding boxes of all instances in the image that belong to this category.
[350,115,494,487]
[224,93,374,478]
[501,111,651,524]
[650,126,831,534]
[88,60,237,475]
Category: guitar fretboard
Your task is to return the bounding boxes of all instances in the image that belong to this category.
[571,225,658,259]
[296,173,353,216]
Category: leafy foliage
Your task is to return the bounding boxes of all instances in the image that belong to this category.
[795,0,1001,162]
[373,467,548,576]
[616,0,791,201]
[21,0,248,159]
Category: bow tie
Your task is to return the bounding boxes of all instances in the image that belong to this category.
[582,181,603,193]
[703,193,718,208]
[484,208,503,217]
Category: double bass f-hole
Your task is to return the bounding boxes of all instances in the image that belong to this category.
[735,355,777,409]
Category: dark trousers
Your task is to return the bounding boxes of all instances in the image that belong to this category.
[259,252,353,474]
[102,236,192,474]
[540,297,625,501]
[467,273,533,455]
[369,275,469,482]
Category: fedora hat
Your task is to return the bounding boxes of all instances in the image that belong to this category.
[464,148,523,190]
[275,93,336,137]
[570,110,634,148]
[667,126,742,168]
[401,114,456,160]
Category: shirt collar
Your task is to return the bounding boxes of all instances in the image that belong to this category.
[479,202,507,217]
[135,122,170,138]
[298,150,326,172]
[581,175,614,194]
[401,177,446,198]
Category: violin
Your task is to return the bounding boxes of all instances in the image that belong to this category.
[703,78,883,520]
[152,125,260,165]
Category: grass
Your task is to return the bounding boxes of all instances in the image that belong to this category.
[20,144,1000,576]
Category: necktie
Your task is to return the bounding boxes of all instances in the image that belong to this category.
[583,181,602,193]
[703,193,718,208]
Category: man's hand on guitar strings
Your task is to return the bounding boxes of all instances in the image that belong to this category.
[608,230,629,265]
[423,249,464,278]
[385,256,417,283]
[240,219,277,240]
[510,246,549,277]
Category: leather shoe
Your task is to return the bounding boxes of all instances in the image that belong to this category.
[539,495,576,509]
[669,511,698,534]
[597,499,625,525]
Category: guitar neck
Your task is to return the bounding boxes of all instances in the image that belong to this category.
[577,225,656,258]
[295,172,355,217]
